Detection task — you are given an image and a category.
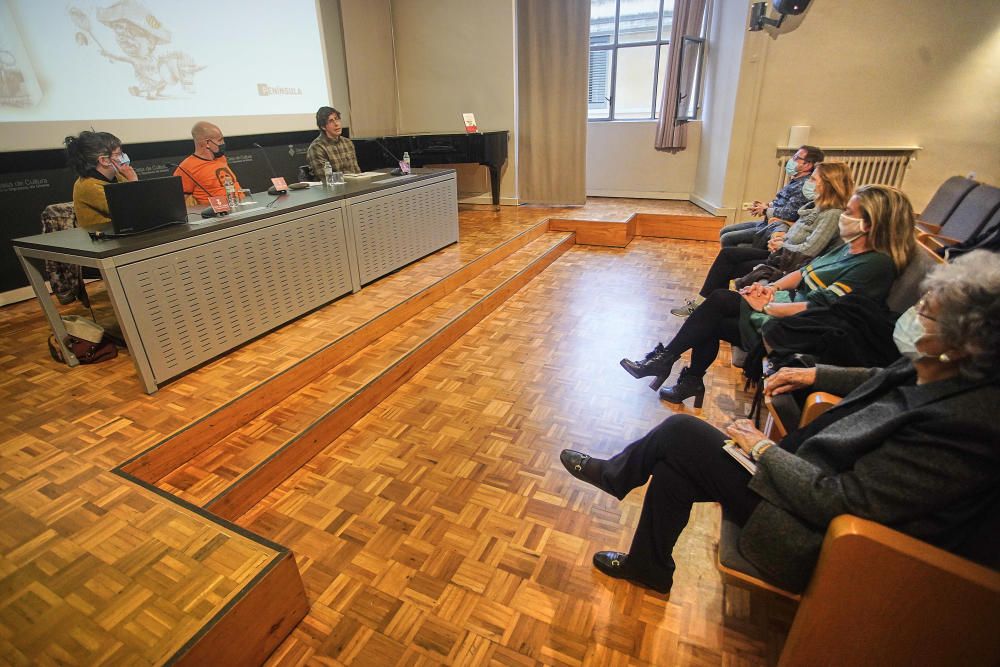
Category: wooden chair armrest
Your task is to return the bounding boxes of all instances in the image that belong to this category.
[916,237,949,263]
[763,394,789,440]
[915,220,942,235]
[779,515,1000,666]
[799,392,840,426]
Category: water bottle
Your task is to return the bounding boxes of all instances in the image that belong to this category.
[223,174,236,210]
[323,162,334,187]
[402,151,411,173]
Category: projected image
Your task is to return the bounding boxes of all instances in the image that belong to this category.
[0,0,41,108]
[69,1,203,100]
[0,0,330,122]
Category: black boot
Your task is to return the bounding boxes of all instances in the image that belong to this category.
[620,344,679,390]
[658,367,705,408]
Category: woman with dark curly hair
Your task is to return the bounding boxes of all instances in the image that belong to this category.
[562,250,1000,595]
[64,130,138,228]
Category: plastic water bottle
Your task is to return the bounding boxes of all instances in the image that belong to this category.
[223,174,236,210]
[323,162,334,187]
[402,151,411,173]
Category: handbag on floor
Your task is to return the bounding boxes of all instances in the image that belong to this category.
[48,334,118,364]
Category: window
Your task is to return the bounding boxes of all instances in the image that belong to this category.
[588,0,674,121]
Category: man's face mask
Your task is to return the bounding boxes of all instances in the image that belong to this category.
[209,140,226,158]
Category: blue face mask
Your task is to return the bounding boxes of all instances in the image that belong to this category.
[801,179,817,201]
[784,157,799,176]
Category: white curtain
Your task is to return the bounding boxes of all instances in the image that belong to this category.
[655,0,710,152]
[517,0,590,205]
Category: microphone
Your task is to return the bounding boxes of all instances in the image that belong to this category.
[373,139,405,176]
[167,162,221,218]
[252,142,288,195]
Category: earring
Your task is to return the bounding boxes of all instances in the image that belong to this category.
[939,353,951,363]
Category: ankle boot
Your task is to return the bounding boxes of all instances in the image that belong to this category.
[620,344,678,390]
[658,367,705,408]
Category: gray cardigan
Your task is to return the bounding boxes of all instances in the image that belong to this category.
[780,203,844,258]
[739,359,1000,592]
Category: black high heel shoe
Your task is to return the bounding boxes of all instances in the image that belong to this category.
[620,344,678,390]
[658,367,705,408]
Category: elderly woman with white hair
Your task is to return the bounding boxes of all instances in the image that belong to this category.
[561,250,1000,595]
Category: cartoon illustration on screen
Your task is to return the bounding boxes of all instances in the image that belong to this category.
[69,0,204,100]
[0,0,43,108]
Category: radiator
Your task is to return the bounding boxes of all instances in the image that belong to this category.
[775,147,920,192]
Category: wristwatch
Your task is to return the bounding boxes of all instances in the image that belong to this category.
[750,439,775,461]
[762,302,773,314]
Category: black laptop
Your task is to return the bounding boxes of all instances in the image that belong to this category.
[105,176,187,235]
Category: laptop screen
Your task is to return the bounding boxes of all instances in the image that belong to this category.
[104,176,187,235]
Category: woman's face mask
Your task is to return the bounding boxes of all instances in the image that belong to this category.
[838,213,866,242]
[893,303,943,363]
[802,179,817,201]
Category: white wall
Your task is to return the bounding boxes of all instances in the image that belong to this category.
[739,0,1000,212]
[691,0,751,221]
[391,0,518,204]
[586,121,700,198]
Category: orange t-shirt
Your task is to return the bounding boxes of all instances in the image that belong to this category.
[174,155,242,204]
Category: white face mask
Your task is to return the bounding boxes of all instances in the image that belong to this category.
[893,306,943,362]
[838,213,866,242]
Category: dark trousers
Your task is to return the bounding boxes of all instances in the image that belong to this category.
[595,414,761,589]
[664,289,743,375]
[699,246,770,298]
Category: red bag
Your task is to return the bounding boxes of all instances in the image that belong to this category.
[48,334,118,364]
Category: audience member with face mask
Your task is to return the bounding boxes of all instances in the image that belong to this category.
[64,130,139,228]
[564,249,1000,595]
[621,185,917,407]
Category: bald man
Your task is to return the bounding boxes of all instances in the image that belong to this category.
[173,121,243,205]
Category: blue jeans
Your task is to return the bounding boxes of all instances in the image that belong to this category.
[719,220,764,248]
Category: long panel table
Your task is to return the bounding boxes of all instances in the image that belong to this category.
[13,169,458,393]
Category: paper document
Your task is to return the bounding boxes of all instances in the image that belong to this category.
[723,442,757,474]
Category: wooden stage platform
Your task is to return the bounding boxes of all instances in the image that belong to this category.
[0,198,795,665]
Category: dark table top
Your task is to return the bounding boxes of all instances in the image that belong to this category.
[12,169,453,260]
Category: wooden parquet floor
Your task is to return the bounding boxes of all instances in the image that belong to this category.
[0,197,790,665]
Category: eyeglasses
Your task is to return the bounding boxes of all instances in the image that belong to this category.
[915,297,938,322]
[207,137,224,145]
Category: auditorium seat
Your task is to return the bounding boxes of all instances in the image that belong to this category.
[719,391,1000,666]
[917,182,1000,243]
[916,175,978,230]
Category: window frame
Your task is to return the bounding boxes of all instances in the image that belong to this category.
[588,0,673,122]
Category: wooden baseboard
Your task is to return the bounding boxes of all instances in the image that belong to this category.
[172,551,308,666]
[635,213,726,241]
[547,215,636,247]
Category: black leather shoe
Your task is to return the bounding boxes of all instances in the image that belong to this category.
[592,551,671,594]
[658,367,706,408]
[620,344,678,390]
[560,450,607,493]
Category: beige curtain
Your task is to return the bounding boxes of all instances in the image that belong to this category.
[655,0,709,152]
[340,0,398,137]
[517,0,590,205]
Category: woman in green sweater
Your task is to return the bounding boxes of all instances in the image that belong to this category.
[65,130,138,228]
[620,185,917,406]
